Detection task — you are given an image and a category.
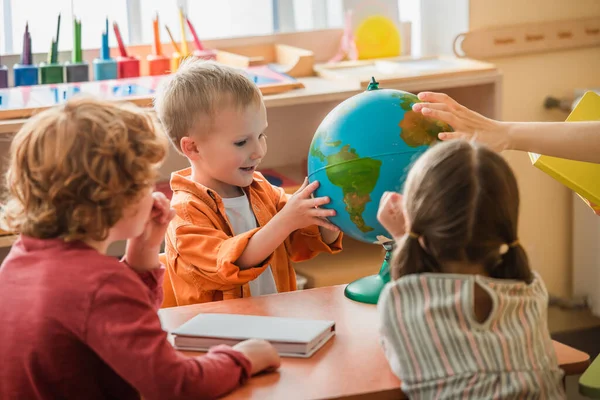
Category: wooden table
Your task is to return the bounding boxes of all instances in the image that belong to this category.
[159,285,590,400]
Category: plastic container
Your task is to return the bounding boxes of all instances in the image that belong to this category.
[65,62,89,83]
[116,56,140,79]
[13,64,39,87]
[0,66,8,88]
[93,58,118,81]
[39,63,65,84]
[147,54,171,76]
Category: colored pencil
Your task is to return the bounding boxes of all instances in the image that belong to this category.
[26,24,32,65]
[100,17,110,59]
[112,21,128,57]
[164,25,180,53]
[152,13,162,56]
[24,23,32,65]
[52,13,61,63]
[73,17,82,63]
[20,23,28,65]
[178,7,189,56]
[55,13,61,49]
[47,40,55,64]
[185,16,204,51]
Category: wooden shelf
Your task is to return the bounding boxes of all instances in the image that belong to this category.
[0,234,17,248]
[0,64,501,136]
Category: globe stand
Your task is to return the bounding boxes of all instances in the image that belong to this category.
[344,242,393,304]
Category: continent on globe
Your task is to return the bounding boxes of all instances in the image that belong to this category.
[311,142,382,233]
[395,92,453,147]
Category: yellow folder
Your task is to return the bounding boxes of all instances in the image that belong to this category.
[528,91,600,213]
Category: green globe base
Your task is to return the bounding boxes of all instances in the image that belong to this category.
[344,273,388,304]
[344,243,392,304]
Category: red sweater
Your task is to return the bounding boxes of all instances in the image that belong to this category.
[0,236,252,400]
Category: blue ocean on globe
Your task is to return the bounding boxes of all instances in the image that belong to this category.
[307,82,452,244]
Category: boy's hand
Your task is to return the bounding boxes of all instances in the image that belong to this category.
[235,179,339,270]
[377,191,406,239]
[277,178,339,233]
[233,339,281,376]
[126,192,176,272]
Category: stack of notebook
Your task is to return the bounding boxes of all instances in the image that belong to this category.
[171,313,336,358]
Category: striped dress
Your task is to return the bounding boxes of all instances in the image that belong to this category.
[378,272,566,399]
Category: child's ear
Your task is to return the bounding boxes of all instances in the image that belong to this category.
[180,136,200,160]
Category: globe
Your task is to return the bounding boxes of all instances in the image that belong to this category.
[307,78,453,303]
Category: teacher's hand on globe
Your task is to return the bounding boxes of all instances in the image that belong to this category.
[377,191,406,240]
[412,92,510,153]
[279,178,340,233]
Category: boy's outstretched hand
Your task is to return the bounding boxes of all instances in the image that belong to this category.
[412,92,510,152]
[126,192,176,272]
[279,178,339,233]
[236,179,340,270]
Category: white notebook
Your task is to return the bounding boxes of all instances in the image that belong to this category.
[171,313,336,358]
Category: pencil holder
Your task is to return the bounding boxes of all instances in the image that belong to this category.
[13,64,39,86]
[0,66,8,88]
[93,58,118,81]
[65,62,89,83]
[170,52,184,73]
[39,63,64,84]
[192,49,217,61]
[147,54,171,76]
[116,56,140,79]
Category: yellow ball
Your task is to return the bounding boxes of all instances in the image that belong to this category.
[354,15,401,60]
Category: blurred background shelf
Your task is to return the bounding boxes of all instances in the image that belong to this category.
[0,235,17,248]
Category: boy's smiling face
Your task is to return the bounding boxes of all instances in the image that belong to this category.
[185,100,268,198]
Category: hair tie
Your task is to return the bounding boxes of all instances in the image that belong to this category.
[407,231,419,239]
[499,239,520,255]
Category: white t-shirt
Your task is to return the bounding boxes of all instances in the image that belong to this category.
[222,193,278,297]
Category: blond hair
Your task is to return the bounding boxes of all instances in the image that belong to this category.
[3,97,168,242]
[154,58,262,153]
[392,140,532,283]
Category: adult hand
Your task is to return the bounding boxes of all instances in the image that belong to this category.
[413,92,511,152]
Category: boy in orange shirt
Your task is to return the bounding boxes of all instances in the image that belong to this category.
[154,60,342,305]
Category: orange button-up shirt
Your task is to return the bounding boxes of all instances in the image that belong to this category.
[164,168,343,305]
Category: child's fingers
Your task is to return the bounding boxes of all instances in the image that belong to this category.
[312,207,336,218]
[378,192,403,218]
[314,218,340,232]
[311,195,330,208]
[293,177,309,194]
[161,208,176,224]
[150,191,173,222]
[152,191,169,203]
[297,180,320,198]
[151,192,169,213]
[379,191,393,208]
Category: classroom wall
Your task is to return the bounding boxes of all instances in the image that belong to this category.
[469,0,600,298]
